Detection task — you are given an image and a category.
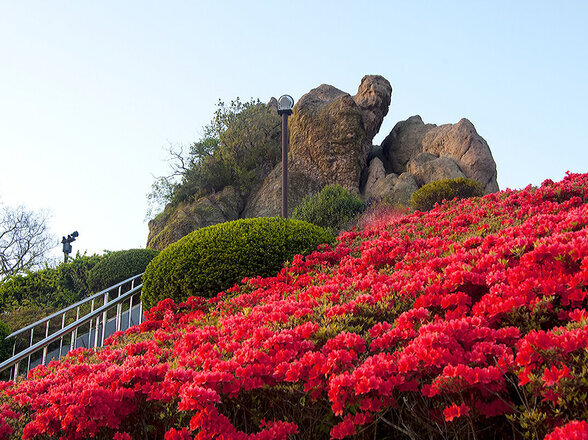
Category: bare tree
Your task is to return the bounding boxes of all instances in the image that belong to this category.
[0,205,54,279]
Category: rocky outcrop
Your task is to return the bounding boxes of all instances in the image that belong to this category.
[380,115,498,193]
[243,162,323,218]
[147,75,500,249]
[243,76,393,219]
[353,75,392,141]
[363,157,418,206]
[382,115,435,175]
[147,186,242,250]
[406,153,465,187]
[288,87,366,194]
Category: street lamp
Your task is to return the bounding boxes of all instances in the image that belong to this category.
[277,94,294,218]
[61,231,79,263]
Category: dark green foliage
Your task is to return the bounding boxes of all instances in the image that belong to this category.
[141,218,334,310]
[0,254,103,340]
[410,177,484,212]
[0,319,12,362]
[292,184,366,234]
[148,98,281,215]
[87,249,159,292]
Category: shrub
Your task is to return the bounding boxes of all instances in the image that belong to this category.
[410,177,484,211]
[0,319,12,363]
[141,218,334,309]
[292,184,365,234]
[87,249,159,292]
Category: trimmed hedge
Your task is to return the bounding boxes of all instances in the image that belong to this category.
[292,184,365,234]
[141,218,334,310]
[87,249,159,292]
[410,177,484,212]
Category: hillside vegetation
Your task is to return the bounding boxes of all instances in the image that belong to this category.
[0,173,587,440]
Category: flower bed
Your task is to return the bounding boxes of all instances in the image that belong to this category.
[1,173,587,439]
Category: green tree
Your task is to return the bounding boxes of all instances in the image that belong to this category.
[147,98,281,216]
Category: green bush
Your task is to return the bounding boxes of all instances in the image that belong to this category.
[141,218,334,310]
[87,249,159,292]
[410,177,484,211]
[0,319,13,363]
[292,184,365,234]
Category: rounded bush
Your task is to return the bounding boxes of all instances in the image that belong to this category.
[87,249,159,292]
[410,177,484,212]
[141,218,334,310]
[292,184,365,234]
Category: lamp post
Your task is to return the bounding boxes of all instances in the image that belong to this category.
[61,231,79,263]
[277,94,294,218]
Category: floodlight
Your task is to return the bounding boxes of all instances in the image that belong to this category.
[277,95,294,115]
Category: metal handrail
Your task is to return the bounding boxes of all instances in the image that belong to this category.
[0,283,143,377]
[7,272,144,339]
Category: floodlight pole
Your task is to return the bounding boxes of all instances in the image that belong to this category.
[277,95,294,218]
[281,112,289,218]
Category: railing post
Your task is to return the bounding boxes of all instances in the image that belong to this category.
[42,320,50,365]
[59,313,66,358]
[10,341,16,380]
[94,317,100,349]
[116,303,122,332]
[71,306,80,351]
[129,295,134,327]
[88,299,95,348]
[27,328,34,373]
[13,362,19,379]
[100,292,109,346]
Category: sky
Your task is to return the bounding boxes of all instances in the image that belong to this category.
[0,1,587,260]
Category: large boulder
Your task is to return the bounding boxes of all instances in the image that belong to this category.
[147,186,242,250]
[406,152,466,186]
[362,161,418,206]
[353,75,392,141]
[363,157,387,199]
[382,115,435,175]
[288,86,366,194]
[243,162,323,218]
[288,76,392,194]
[381,116,499,193]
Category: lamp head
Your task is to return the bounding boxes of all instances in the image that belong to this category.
[277,95,294,115]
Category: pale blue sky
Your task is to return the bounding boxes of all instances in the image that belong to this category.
[0,1,587,258]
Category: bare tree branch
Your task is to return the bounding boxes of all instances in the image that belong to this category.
[0,205,55,279]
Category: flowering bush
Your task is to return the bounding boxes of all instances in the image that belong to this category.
[0,172,586,439]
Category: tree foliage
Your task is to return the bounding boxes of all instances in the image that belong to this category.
[0,204,54,280]
[147,98,281,217]
[0,253,102,313]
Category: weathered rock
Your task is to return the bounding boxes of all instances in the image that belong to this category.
[147,186,242,250]
[289,85,368,194]
[421,119,499,193]
[381,116,499,193]
[353,75,392,141]
[267,97,279,114]
[243,162,323,218]
[407,153,465,187]
[366,172,418,207]
[382,115,435,174]
[392,173,419,206]
[363,157,387,199]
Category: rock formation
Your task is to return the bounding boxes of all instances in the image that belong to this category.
[244,75,392,217]
[147,186,242,250]
[147,75,499,250]
[379,115,499,193]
